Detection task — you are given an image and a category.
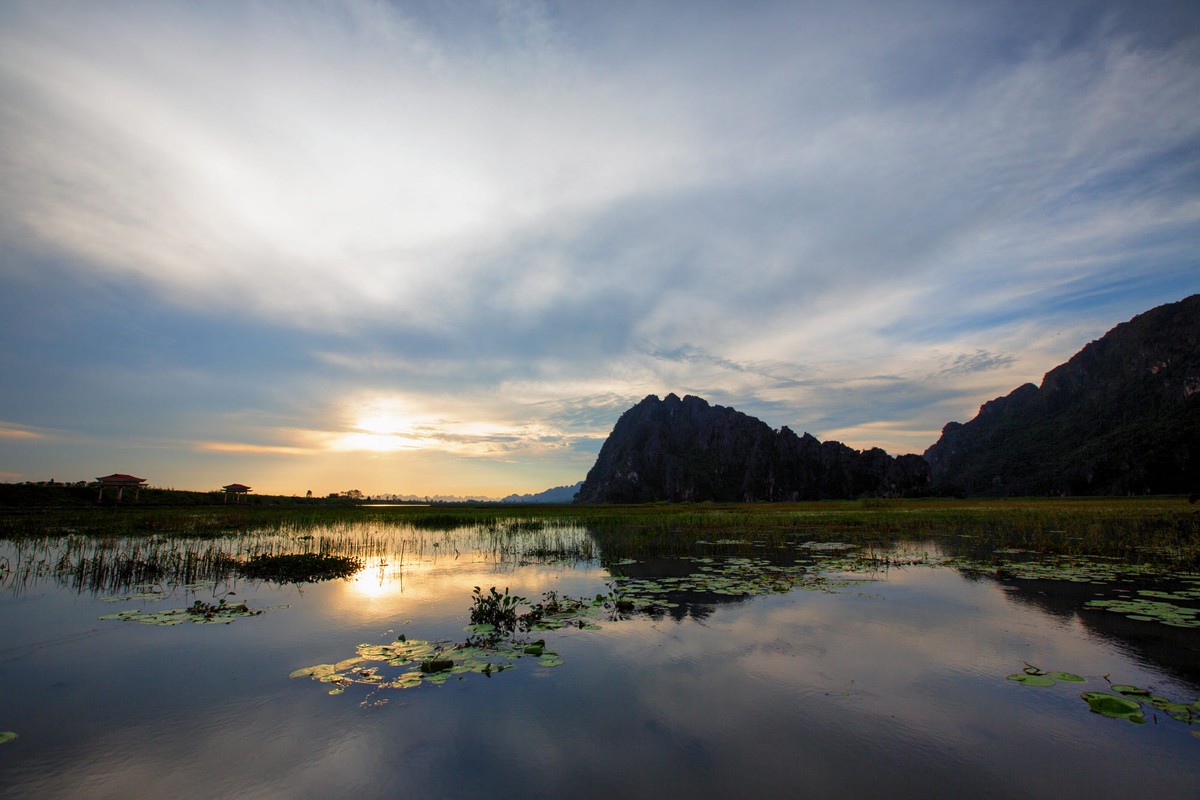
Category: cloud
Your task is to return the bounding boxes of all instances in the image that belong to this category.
[4,1,1194,336]
[0,422,46,440]
[194,441,313,457]
[1,0,1198,491]
[0,0,703,331]
[938,350,1018,376]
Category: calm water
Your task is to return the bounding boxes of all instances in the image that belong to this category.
[1,524,1198,799]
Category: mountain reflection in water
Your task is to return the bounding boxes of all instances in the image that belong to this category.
[1,525,1198,799]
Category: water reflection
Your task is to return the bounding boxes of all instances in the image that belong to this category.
[1,524,1198,799]
[992,576,1200,685]
[0,521,599,597]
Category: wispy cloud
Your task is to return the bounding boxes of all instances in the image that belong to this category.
[194,441,314,457]
[937,350,1018,377]
[0,422,47,440]
[1,0,1197,492]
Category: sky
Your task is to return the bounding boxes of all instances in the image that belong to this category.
[1,0,1198,498]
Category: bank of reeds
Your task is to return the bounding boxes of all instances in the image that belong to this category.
[2,498,1197,591]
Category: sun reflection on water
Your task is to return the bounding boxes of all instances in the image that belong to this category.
[344,562,406,600]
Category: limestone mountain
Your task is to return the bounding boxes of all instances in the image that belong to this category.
[575,393,930,503]
[924,294,1200,496]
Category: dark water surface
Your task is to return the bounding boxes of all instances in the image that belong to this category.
[1,525,1198,799]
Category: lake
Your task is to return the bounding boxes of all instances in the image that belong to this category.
[1,519,1198,799]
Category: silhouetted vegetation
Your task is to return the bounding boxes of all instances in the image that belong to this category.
[237,553,362,583]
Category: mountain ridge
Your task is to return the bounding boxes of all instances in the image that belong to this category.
[500,482,584,504]
[575,393,929,503]
[923,294,1200,496]
[577,295,1200,502]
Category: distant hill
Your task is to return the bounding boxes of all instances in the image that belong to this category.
[575,394,930,503]
[500,482,584,504]
[924,294,1200,496]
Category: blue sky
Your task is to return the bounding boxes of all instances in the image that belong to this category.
[2,0,1198,497]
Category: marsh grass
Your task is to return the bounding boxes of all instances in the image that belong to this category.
[237,553,363,584]
[579,498,1200,566]
[1,498,1197,596]
[0,517,604,596]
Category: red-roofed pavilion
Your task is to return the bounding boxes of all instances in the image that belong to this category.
[96,474,146,503]
[222,483,252,504]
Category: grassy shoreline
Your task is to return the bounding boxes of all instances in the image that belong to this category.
[2,494,1197,561]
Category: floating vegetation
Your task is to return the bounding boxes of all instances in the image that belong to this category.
[797,541,858,552]
[1008,672,1056,686]
[292,586,623,701]
[99,588,165,603]
[290,634,566,697]
[524,592,608,632]
[1008,665,1200,731]
[0,731,16,745]
[1083,579,1200,628]
[1006,665,1085,686]
[950,554,1164,584]
[295,552,888,702]
[945,554,1200,630]
[608,556,872,613]
[237,553,362,584]
[1080,692,1146,723]
[98,597,267,625]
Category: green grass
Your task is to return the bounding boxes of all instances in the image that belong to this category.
[2,496,1197,567]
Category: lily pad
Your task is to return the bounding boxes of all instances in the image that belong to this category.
[289,665,323,679]
[1008,673,1056,686]
[1081,692,1146,723]
[98,599,266,626]
[1045,672,1085,683]
[0,732,16,745]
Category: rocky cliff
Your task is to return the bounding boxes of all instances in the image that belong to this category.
[575,393,930,503]
[924,294,1200,496]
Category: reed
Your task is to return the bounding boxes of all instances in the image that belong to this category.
[2,497,1197,594]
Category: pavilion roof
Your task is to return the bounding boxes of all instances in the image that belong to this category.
[222,483,252,492]
[96,474,146,485]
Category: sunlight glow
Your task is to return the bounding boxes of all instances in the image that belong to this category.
[344,563,406,601]
[356,413,415,436]
[332,432,425,453]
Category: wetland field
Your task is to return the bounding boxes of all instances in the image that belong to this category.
[1,498,1199,799]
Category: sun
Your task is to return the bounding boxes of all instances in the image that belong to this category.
[356,413,412,436]
[327,401,432,452]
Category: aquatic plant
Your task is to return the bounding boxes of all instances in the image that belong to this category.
[291,550,889,703]
[1080,692,1146,723]
[5,497,1198,565]
[289,634,565,698]
[0,731,16,745]
[469,586,527,635]
[1083,578,1200,628]
[98,597,267,625]
[1007,665,1200,731]
[1006,665,1085,686]
[237,552,362,584]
